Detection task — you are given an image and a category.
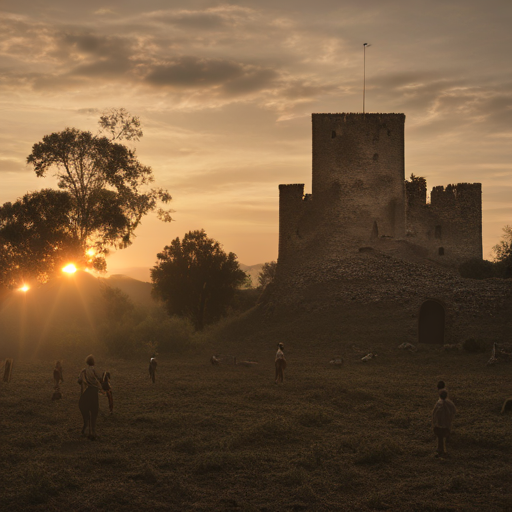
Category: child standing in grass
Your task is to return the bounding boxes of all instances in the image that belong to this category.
[149,355,157,383]
[432,389,456,458]
[275,343,286,384]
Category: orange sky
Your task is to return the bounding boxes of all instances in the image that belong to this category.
[1,1,511,281]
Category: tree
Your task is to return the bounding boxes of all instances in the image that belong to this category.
[98,107,143,142]
[493,225,512,278]
[0,189,80,286]
[151,230,247,329]
[21,114,171,279]
[258,260,277,289]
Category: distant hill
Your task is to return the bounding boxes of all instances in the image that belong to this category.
[239,263,264,287]
[99,275,153,304]
[106,267,151,282]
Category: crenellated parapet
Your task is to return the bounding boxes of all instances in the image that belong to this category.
[406,181,482,262]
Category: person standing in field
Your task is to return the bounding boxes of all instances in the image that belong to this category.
[149,355,157,383]
[52,361,64,400]
[432,388,456,457]
[275,343,287,384]
[78,354,104,440]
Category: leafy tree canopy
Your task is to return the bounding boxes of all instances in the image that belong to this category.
[0,189,81,286]
[0,110,172,287]
[98,107,143,142]
[493,225,512,278]
[258,260,277,289]
[151,230,247,329]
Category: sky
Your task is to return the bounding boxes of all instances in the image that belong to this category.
[1,0,511,281]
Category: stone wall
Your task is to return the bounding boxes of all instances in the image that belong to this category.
[406,180,482,264]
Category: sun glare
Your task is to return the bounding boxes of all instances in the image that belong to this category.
[19,284,30,292]
[86,248,95,257]
[62,263,77,274]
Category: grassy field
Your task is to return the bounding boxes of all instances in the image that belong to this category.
[1,307,512,511]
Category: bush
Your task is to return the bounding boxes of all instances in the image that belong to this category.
[459,258,497,279]
[99,306,194,357]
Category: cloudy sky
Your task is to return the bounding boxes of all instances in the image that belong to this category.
[1,0,511,280]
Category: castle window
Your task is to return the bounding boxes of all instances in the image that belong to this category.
[331,131,336,139]
[438,247,444,256]
[435,225,442,239]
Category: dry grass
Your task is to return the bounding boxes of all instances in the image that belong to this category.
[1,306,512,511]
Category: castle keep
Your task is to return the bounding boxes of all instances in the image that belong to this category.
[278,113,482,268]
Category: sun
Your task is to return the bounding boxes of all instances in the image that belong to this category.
[19,284,30,292]
[62,263,77,274]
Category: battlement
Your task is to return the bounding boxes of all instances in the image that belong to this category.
[278,184,305,201]
[431,183,482,208]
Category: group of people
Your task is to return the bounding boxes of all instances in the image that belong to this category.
[68,344,455,456]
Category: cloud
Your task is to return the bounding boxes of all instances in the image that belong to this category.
[0,157,24,173]
[145,57,244,88]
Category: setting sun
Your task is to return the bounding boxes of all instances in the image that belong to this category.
[86,248,95,257]
[18,284,30,292]
[62,264,77,274]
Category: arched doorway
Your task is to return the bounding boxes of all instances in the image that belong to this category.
[418,299,445,344]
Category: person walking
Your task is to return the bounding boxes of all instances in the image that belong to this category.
[432,388,456,457]
[78,355,104,440]
[275,343,287,384]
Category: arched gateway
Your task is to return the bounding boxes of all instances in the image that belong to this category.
[418,299,445,344]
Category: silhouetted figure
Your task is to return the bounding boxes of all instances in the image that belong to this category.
[52,361,64,401]
[432,389,456,458]
[102,371,113,414]
[78,354,103,440]
[3,358,13,382]
[149,355,157,383]
[275,343,287,384]
[437,380,446,392]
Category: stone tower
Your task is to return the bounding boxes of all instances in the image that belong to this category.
[278,113,482,269]
[312,113,406,244]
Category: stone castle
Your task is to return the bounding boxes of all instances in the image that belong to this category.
[278,113,482,269]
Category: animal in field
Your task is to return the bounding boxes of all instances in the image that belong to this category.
[236,360,258,367]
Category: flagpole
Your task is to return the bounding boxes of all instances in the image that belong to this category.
[363,43,368,114]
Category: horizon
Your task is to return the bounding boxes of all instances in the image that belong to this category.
[1,0,511,274]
